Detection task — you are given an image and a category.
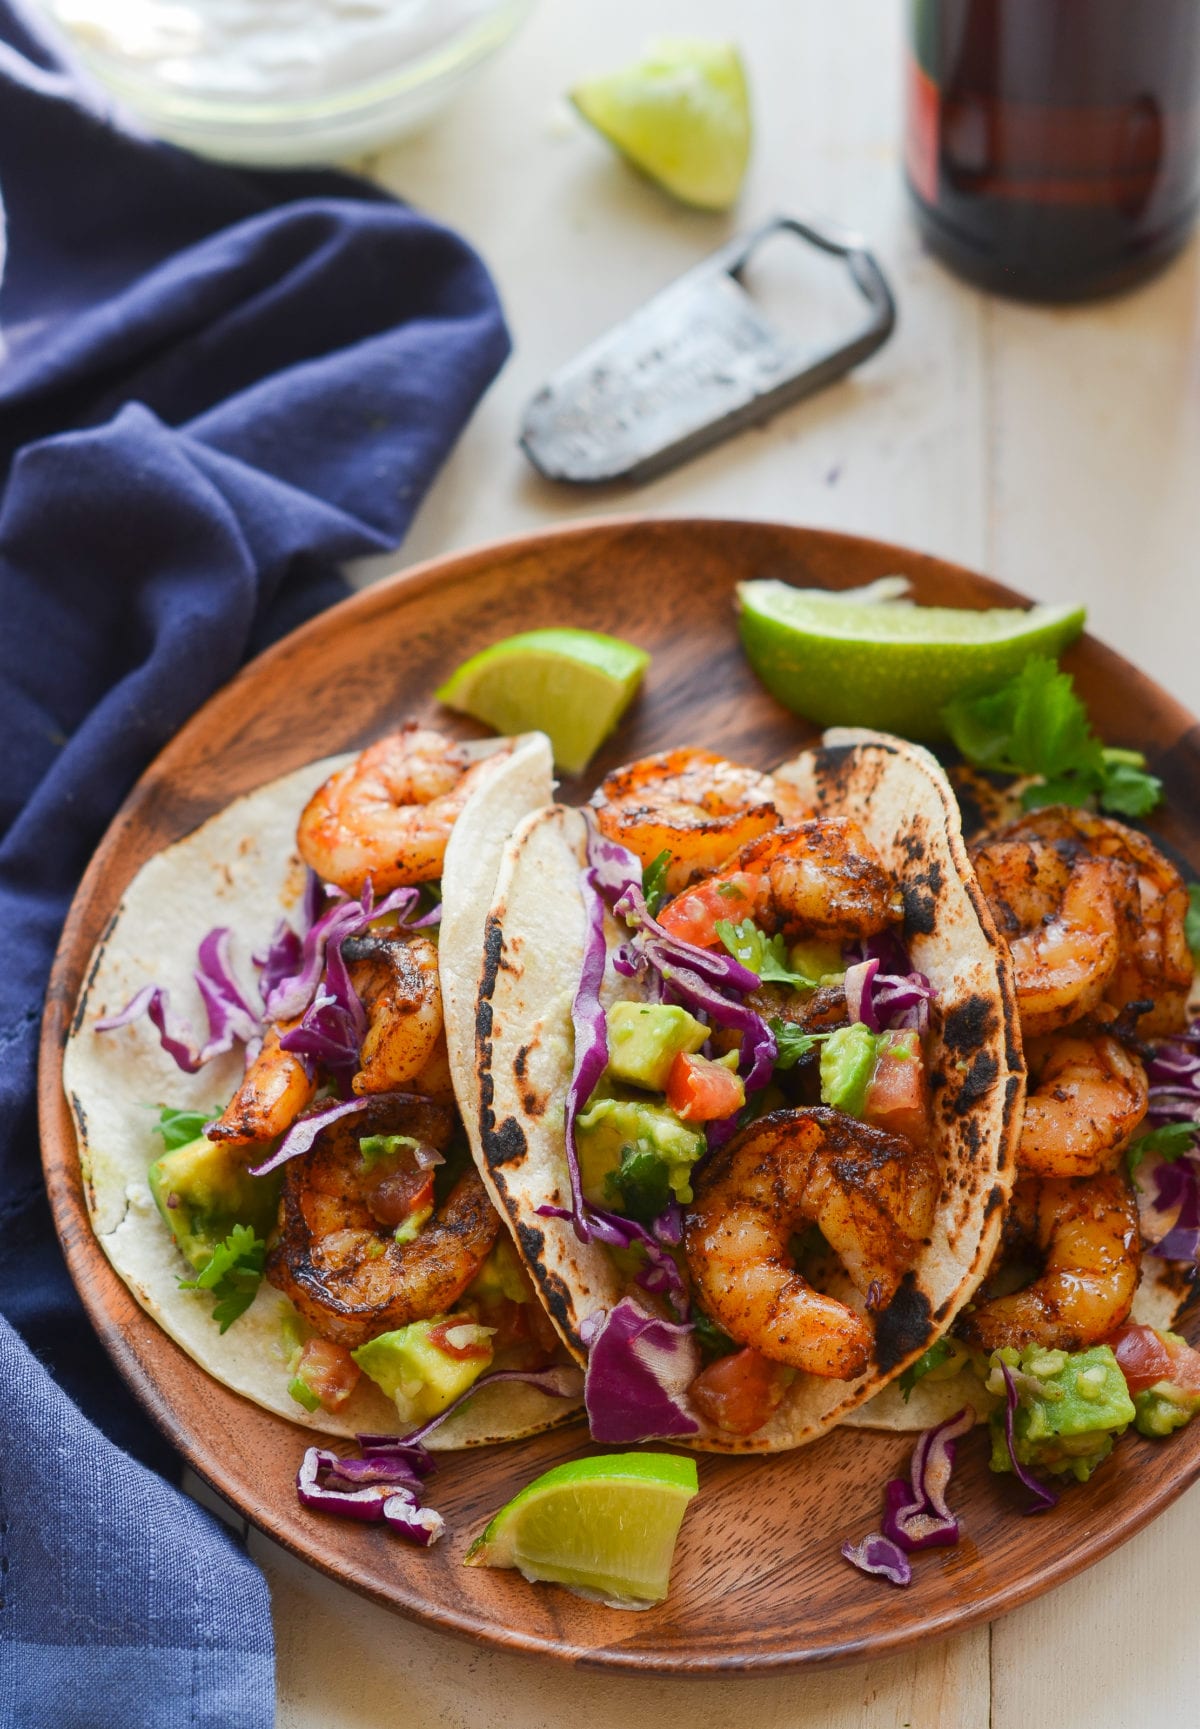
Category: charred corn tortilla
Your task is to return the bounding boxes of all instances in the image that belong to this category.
[472,727,1026,1452]
[63,733,584,1446]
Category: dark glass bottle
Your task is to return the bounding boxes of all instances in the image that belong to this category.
[905,0,1200,300]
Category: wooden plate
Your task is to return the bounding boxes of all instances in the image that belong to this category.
[38,517,1200,1673]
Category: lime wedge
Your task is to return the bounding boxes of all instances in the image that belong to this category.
[570,39,751,211]
[436,628,649,776]
[737,579,1087,741]
[464,1452,698,1608]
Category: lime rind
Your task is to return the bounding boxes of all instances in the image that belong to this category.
[737,579,1087,740]
[570,38,751,211]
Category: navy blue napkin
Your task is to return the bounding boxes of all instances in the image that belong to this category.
[0,5,510,1723]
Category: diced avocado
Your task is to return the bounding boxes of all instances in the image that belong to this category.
[148,1135,280,1273]
[987,1344,1135,1483]
[787,939,845,986]
[604,1001,708,1093]
[1133,1381,1200,1438]
[576,1097,705,1215]
[467,1236,529,1306]
[819,1024,880,1119]
[352,1316,494,1424]
[288,1375,322,1413]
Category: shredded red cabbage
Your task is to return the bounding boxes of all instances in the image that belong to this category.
[840,1532,912,1586]
[536,1202,690,1318]
[583,1297,700,1442]
[390,1363,583,1448]
[1133,1015,1200,1261]
[96,926,260,1073]
[248,1092,424,1176]
[296,1446,445,1545]
[999,1365,1059,1513]
[843,938,935,1036]
[262,878,440,1025]
[563,864,611,1244]
[880,1405,974,1551]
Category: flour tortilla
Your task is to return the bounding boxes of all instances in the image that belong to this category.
[63,733,581,1446]
[473,727,1026,1452]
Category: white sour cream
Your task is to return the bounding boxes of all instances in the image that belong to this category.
[49,0,505,102]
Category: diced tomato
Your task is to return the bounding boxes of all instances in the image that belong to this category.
[666,1051,746,1122]
[295,1338,360,1412]
[1108,1323,1200,1394]
[481,1296,560,1367]
[862,1030,929,1147]
[367,1170,435,1231]
[658,872,762,948]
[427,1315,494,1361]
[688,1346,790,1436]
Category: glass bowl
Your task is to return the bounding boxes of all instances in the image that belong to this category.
[34,0,534,165]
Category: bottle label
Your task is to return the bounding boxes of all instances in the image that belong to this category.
[905,50,939,204]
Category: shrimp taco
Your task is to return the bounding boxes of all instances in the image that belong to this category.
[469,728,1026,1452]
[63,727,586,1448]
[849,801,1200,1443]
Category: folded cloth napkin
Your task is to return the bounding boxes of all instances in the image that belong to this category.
[0,6,510,1724]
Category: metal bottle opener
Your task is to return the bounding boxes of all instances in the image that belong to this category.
[519,213,896,487]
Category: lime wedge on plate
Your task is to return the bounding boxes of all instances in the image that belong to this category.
[436,628,649,775]
[464,1452,698,1608]
[737,579,1087,740]
[571,39,751,211]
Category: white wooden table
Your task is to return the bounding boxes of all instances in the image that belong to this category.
[212,1,1200,1720]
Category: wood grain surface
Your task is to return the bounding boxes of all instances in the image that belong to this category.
[37,517,1200,1673]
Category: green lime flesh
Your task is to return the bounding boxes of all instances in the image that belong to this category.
[464,1452,698,1605]
[436,627,649,775]
[571,38,751,211]
[737,579,1087,741]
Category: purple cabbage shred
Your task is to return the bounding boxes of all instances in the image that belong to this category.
[999,1366,1059,1513]
[96,926,260,1073]
[583,1297,700,1442]
[880,1406,974,1551]
[840,1532,912,1587]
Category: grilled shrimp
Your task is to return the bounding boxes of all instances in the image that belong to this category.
[297,726,513,897]
[996,807,1194,1037]
[971,837,1122,1037]
[208,1022,316,1149]
[658,819,903,950]
[685,1107,939,1380]
[959,1173,1140,1353]
[1018,1035,1148,1178]
[342,930,451,1099]
[592,748,806,895]
[266,1095,498,1348]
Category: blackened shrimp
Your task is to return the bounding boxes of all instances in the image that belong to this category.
[266,1096,498,1349]
[297,726,513,897]
[342,930,450,1098]
[995,806,1194,1037]
[684,1107,939,1381]
[958,1173,1140,1353]
[1018,1035,1149,1178]
[971,836,1122,1037]
[208,1022,316,1150]
[591,748,807,895]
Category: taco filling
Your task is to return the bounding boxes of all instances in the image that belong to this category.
[474,730,1023,1452]
[67,725,584,1447]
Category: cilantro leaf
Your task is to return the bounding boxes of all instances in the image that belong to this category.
[154,1106,215,1152]
[1098,750,1163,819]
[1185,883,1200,964]
[1127,1121,1199,1184]
[604,1146,673,1224]
[715,917,813,988]
[941,653,1162,818]
[642,849,672,918]
[179,1223,266,1334]
[692,1307,738,1359]
[898,1338,952,1401]
[768,1017,830,1070]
